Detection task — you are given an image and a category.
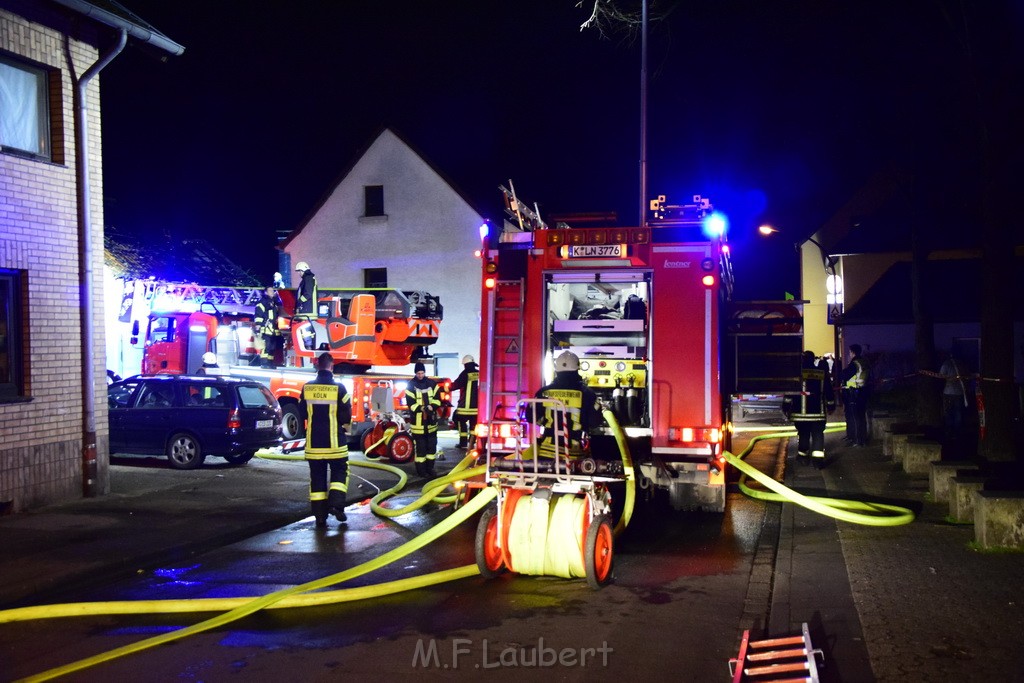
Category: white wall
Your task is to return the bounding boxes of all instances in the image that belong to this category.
[284,130,483,374]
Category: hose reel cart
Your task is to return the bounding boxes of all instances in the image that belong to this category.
[473,399,624,589]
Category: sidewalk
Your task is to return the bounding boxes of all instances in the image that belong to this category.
[775,432,1024,682]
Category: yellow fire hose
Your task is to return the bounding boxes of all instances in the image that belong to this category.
[727,423,915,526]
[9,413,916,681]
[8,486,497,682]
[3,421,637,681]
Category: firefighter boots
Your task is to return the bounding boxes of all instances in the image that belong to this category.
[328,494,347,524]
[311,500,329,528]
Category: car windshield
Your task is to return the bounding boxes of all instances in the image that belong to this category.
[108,381,140,409]
[238,384,273,409]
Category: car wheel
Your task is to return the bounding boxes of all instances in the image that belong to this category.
[223,450,255,465]
[281,404,305,440]
[167,432,205,470]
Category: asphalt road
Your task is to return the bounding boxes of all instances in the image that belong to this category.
[1,464,769,681]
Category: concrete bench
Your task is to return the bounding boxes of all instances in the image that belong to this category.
[890,432,924,466]
[930,461,980,503]
[949,475,987,523]
[902,439,941,475]
[974,490,1024,550]
[883,424,921,460]
[872,415,910,442]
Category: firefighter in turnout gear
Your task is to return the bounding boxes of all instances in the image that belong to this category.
[294,261,318,320]
[533,351,600,458]
[404,362,441,477]
[451,354,479,449]
[253,286,283,368]
[787,351,835,468]
[300,352,352,527]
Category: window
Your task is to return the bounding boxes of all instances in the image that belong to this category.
[139,383,176,409]
[0,270,24,398]
[108,381,140,410]
[0,55,50,160]
[148,316,177,344]
[238,384,274,409]
[364,185,384,217]
[364,267,388,288]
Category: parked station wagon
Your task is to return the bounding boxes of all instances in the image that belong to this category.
[108,375,283,469]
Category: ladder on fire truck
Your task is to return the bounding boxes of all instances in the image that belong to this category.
[484,278,525,422]
[729,623,823,683]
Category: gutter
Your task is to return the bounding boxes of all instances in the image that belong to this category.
[51,0,185,56]
[54,0,183,495]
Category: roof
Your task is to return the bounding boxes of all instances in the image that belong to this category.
[277,127,484,251]
[49,0,184,55]
[843,256,1024,324]
[105,228,261,286]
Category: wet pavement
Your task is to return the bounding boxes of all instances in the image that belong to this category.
[2,428,1023,681]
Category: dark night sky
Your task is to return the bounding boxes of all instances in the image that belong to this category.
[98,1,1021,299]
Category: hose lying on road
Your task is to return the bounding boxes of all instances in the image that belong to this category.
[8,486,497,682]
[727,424,916,526]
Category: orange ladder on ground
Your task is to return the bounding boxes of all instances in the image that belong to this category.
[729,623,823,682]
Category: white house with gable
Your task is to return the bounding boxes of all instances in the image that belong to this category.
[279,128,484,379]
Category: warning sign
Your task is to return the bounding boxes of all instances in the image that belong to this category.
[506,339,520,354]
[827,304,843,325]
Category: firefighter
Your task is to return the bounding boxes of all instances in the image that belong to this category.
[404,362,441,478]
[841,343,870,446]
[788,351,835,467]
[196,351,219,375]
[300,352,352,527]
[533,351,600,458]
[294,261,318,319]
[253,286,283,368]
[451,354,479,449]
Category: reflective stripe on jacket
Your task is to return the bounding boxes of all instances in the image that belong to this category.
[302,372,351,459]
[404,378,440,435]
[452,364,479,415]
[843,358,868,389]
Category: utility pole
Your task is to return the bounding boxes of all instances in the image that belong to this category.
[639,0,648,227]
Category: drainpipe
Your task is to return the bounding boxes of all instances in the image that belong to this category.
[75,29,127,497]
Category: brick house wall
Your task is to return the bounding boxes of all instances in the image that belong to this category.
[0,6,110,511]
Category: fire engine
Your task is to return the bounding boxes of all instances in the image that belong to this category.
[474,191,801,512]
[119,280,450,448]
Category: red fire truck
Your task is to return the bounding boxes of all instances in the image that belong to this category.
[476,193,762,512]
[134,284,450,447]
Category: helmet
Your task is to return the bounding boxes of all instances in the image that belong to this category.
[202,352,217,365]
[462,355,475,364]
[414,362,426,373]
[295,261,309,272]
[554,351,580,372]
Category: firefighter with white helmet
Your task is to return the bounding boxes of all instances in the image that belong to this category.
[532,351,600,458]
[294,261,317,319]
[451,354,479,449]
[197,352,219,376]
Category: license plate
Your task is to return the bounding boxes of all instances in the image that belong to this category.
[256,419,273,429]
[567,244,625,258]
